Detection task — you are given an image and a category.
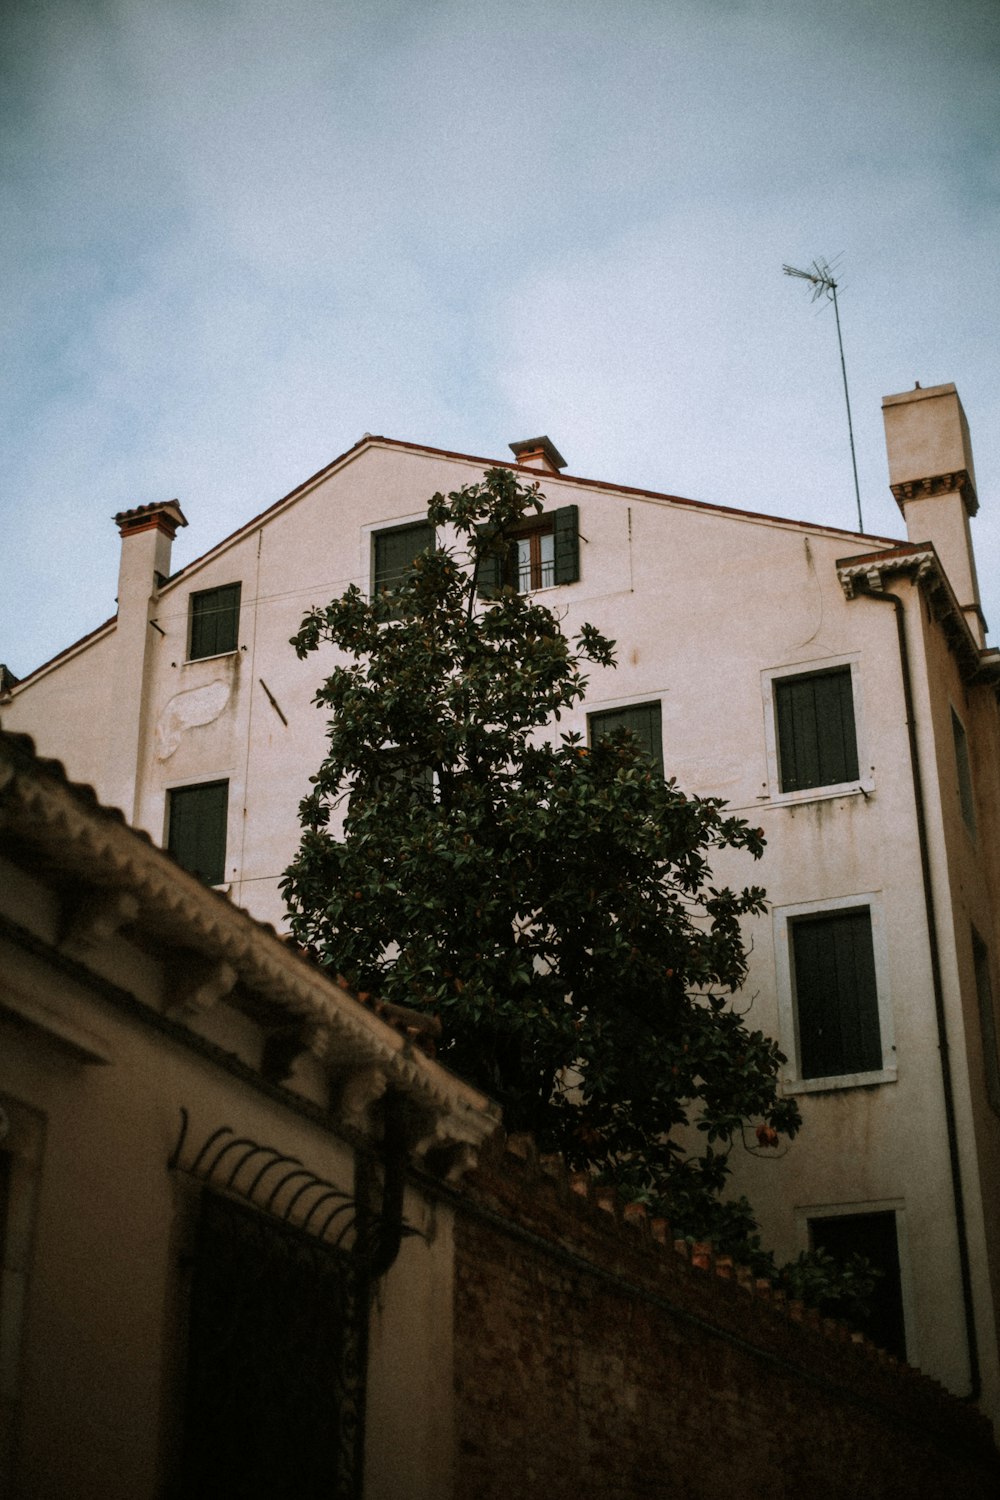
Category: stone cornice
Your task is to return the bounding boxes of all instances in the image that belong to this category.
[889,469,978,518]
[836,545,1000,690]
[0,731,500,1170]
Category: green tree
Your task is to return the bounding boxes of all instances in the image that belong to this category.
[282,468,801,1241]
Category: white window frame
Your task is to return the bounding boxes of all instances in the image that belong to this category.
[774,891,896,1094]
[363,514,436,601]
[585,692,667,766]
[761,653,873,806]
[794,1198,916,1366]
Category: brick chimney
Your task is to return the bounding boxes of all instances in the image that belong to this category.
[509,436,567,474]
[882,383,985,645]
[108,500,187,822]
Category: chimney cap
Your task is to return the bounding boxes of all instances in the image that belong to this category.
[113,500,188,540]
[509,436,567,472]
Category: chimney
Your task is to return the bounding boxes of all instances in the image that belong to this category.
[114,500,187,604]
[882,383,985,646]
[509,436,567,474]
[108,500,188,823]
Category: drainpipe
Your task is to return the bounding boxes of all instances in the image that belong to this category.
[355,1089,409,1279]
[854,574,980,1400]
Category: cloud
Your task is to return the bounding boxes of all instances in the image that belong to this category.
[1,0,998,672]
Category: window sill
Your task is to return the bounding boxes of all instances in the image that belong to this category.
[782,1065,896,1096]
[764,780,874,808]
[184,650,241,666]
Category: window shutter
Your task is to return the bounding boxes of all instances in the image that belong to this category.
[793,908,881,1078]
[589,702,663,775]
[776,666,858,792]
[373,523,433,595]
[190,583,242,660]
[952,710,976,833]
[972,929,1000,1113]
[552,505,579,585]
[474,523,502,597]
[168,781,229,885]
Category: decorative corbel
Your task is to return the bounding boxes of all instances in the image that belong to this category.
[337,1066,390,1134]
[61,889,140,959]
[165,957,238,1017]
[410,1115,489,1182]
[261,1018,325,1084]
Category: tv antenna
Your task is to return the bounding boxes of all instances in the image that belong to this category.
[783,257,864,533]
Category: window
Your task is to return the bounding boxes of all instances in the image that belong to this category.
[179,1191,365,1497]
[790,907,882,1081]
[372,522,434,602]
[189,583,241,661]
[774,664,859,793]
[808,1210,907,1360]
[167,781,229,885]
[972,928,1000,1115]
[588,701,663,775]
[478,505,579,594]
[951,708,976,834]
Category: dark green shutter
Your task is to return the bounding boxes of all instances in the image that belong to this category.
[972,929,1000,1113]
[776,666,858,792]
[589,702,663,775]
[168,781,229,885]
[792,908,881,1078]
[189,583,242,660]
[373,523,433,594]
[552,505,579,585]
[474,523,502,597]
[952,710,976,833]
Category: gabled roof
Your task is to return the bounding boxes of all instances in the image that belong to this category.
[159,431,900,595]
[8,431,903,691]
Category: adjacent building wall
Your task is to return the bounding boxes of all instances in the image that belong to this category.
[452,1136,1000,1500]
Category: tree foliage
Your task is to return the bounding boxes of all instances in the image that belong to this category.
[283,468,802,1239]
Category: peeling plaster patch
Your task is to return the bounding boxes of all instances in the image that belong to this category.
[156,679,232,759]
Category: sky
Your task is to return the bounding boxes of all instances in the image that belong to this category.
[2,0,998,677]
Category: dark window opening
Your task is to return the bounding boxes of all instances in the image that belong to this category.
[972,928,1000,1115]
[775,665,859,792]
[189,583,241,661]
[372,522,434,605]
[589,701,664,775]
[952,709,976,834]
[167,781,229,886]
[809,1210,906,1360]
[791,907,882,1079]
[177,1191,365,1499]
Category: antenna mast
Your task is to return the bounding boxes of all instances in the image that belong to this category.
[783,258,864,533]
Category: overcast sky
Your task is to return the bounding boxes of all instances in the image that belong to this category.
[2,0,998,678]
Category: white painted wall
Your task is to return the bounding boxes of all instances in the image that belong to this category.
[5,420,999,1428]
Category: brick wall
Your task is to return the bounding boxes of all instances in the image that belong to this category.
[452,1135,999,1500]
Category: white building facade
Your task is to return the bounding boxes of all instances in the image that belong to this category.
[4,381,1000,1428]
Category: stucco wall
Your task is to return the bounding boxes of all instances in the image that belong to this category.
[4,434,998,1424]
[0,842,465,1500]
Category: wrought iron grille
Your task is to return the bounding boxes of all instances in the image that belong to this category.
[171,1114,369,1499]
